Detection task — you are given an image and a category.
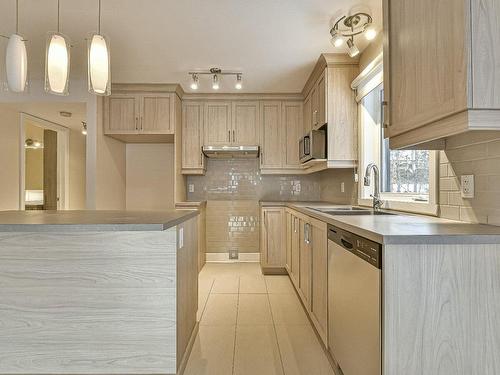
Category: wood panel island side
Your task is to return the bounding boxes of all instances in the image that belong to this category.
[0,210,199,375]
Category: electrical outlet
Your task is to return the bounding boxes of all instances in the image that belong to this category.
[341,182,345,193]
[229,250,239,260]
[188,184,195,193]
[461,175,475,198]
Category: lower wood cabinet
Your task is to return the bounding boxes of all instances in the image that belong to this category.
[260,207,286,271]
[285,209,300,288]
[298,218,312,308]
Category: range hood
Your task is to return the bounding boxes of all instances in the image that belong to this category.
[202,145,259,159]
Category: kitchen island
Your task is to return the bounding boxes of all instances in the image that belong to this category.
[0,210,199,375]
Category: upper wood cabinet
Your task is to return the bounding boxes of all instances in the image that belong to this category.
[232,101,259,146]
[302,55,359,168]
[204,102,232,146]
[384,0,500,149]
[182,102,205,174]
[260,100,303,172]
[104,91,177,143]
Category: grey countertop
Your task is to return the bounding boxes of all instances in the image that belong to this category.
[261,201,500,244]
[0,210,199,232]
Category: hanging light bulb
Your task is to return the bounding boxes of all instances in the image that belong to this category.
[5,1,28,93]
[212,74,220,90]
[235,74,243,90]
[88,0,111,95]
[190,74,199,90]
[45,0,70,95]
[346,37,359,58]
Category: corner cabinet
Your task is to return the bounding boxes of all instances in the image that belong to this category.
[260,206,286,273]
[302,54,359,169]
[104,92,177,143]
[384,0,500,149]
[181,102,205,174]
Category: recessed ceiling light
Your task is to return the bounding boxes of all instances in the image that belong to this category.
[59,111,72,117]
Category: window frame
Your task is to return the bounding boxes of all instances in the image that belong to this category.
[354,64,439,216]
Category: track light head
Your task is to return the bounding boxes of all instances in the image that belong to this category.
[235,74,243,90]
[346,38,360,58]
[190,74,199,90]
[212,74,220,90]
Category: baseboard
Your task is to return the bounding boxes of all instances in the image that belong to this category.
[205,252,260,262]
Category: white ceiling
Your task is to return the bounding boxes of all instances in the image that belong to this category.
[0,0,382,93]
[1,102,86,131]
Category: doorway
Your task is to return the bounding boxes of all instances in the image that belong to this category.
[19,113,70,210]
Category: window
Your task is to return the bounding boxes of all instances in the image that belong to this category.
[357,77,438,215]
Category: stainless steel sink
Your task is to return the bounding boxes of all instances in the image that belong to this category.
[308,207,396,216]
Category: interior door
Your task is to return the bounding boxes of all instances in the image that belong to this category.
[204,102,231,146]
[232,101,259,145]
[43,129,58,210]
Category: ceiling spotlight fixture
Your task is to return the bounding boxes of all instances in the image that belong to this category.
[346,37,360,58]
[25,138,44,149]
[81,121,87,135]
[212,74,220,90]
[329,12,376,57]
[190,73,199,90]
[88,0,111,96]
[235,74,243,90]
[187,68,243,91]
[4,0,28,93]
[45,0,71,95]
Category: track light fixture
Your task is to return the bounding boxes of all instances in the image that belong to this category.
[329,12,376,57]
[81,121,87,135]
[187,68,243,91]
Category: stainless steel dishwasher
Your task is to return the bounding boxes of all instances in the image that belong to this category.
[327,224,381,375]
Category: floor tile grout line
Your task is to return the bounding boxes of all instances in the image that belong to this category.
[231,276,241,375]
[265,274,287,375]
[198,277,215,323]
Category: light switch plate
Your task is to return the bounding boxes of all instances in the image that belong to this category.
[188,184,195,193]
[461,175,475,198]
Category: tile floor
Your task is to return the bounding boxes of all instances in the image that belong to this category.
[184,262,335,375]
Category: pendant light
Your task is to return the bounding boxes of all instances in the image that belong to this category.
[45,0,71,95]
[87,0,111,96]
[5,0,28,93]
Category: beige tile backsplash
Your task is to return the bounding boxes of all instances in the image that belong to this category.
[439,131,500,225]
[188,159,357,253]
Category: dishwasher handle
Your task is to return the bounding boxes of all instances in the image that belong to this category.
[340,238,354,249]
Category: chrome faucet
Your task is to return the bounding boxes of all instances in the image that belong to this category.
[364,163,383,210]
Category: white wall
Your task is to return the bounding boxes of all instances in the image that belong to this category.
[126,144,175,210]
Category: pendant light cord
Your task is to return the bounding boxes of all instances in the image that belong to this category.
[57,0,60,32]
[98,0,101,34]
[16,0,19,34]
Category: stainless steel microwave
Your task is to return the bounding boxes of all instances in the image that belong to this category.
[299,130,326,163]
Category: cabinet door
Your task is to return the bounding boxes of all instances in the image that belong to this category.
[105,95,139,134]
[285,211,292,274]
[261,208,286,268]
[204,102,232,145]
[290,214,300,289]
[310,218,328,345]
[141,95,173,134]
[260,101,283,168]
[298,219,311,309]
[282,101,303,169]
[385,0,468,137]
[316,70,327,128]
[303,93,312,136]
[182,102,204,171]
[232,101,259,145]
[311,85,319,130]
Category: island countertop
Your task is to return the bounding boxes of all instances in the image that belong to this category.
[0,209,199,232]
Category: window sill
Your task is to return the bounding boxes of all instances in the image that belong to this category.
[358,198,438,216]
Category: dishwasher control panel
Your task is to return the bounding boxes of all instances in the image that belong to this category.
[327,225,382,269]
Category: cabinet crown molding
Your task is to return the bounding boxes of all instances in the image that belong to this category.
[111,83,184,98]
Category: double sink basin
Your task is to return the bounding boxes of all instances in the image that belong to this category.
[307,206,396,216]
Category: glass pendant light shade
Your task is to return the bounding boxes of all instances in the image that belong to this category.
[45,32,70,95]
[87,33,111,96]
[5,34,28,93]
